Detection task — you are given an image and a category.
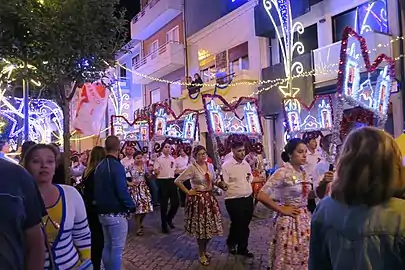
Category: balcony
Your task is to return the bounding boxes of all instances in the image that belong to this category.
[313,31,392,84]
[132,41,185,84]
[130,0,182,40]
[180,69,260,111]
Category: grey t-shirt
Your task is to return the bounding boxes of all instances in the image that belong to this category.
[0,159,46,270]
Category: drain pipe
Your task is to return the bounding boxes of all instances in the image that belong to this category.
[182,0,189,78]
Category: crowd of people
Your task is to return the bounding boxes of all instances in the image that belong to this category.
[1,126,405,270]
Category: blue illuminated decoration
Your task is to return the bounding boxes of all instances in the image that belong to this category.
[182,114,196,140]
[0,96,64,147]
[206,100,225,134]
[358,0,388,34]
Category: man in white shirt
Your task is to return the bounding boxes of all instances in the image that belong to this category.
[303,135,323,213]
[175,148,190,207]
[154,142,177,233]
[120,144,135,170]
[222,140,254,258]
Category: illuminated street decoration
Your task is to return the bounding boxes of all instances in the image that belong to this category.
[339,36,393,121]
[0,96,63,146]
[283,96,333,135]
[154,108,167,137]
[204,96,262,136]
[359,0,388,34]
[262,0,305,98]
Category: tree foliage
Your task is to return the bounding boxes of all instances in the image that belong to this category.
[0,0,128,95]
[0,0,128,182]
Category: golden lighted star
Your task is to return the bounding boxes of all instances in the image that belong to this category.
[0,121,5,133]
[278,82,300,98]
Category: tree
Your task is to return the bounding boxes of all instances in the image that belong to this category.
[0,0,128,182]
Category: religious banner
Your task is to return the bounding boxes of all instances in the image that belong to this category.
[73,82,109,135]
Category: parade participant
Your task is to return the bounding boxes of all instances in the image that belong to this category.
[175,145,223,266]
[0,158,46,270]
[309,127,405,270]
[175,147,190,207]
[222,140,255,258]
[121,143,135,169]
[154,142,178,233]
[303,133,322,213]
[257,138,311,270]
[24,144,92,269]
[147,152,160,207]
[312,135,334,201]
[94,136,135,270]
[127,150,153,236]
[82,146,106,270]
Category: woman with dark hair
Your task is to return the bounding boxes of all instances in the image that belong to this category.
[175,145,223,266]
[257,138,311,270]
[309,127,405,270]
[82,146,106,270]
[127,150,153,236]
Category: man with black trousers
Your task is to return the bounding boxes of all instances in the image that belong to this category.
[154,142,178,233]
[222,140,254,258]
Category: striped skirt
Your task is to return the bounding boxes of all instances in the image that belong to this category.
[184,191,223,239]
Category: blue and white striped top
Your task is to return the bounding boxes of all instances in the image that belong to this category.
[44,184,91,269]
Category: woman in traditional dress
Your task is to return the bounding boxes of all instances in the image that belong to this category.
[257,138,311,270]
[175,145,223,266]
[127,150,153,236]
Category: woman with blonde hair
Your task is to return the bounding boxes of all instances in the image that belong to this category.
[82,146,106,270]
[309,127,405,270]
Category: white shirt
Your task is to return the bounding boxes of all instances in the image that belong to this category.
[121,156,134,169]
[223,152,234,163]
[312,160,330,203]
[222,158,253,199]
[175,155,189,172]
[154,154,175,179]
[304,149,323,180]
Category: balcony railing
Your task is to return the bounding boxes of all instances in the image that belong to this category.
[133,41,182,70]
[312,31,392,83]
[132,0,160,24]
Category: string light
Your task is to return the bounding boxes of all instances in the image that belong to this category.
[115,36,405,88]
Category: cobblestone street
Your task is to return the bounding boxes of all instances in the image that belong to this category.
[123,197,272,270]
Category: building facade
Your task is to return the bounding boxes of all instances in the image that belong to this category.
[181,0,269,150]
[130,0,185,113]
[254,0,404,165]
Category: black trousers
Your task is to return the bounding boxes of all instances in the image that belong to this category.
[176,174,191,207]
[86,207,104,270]
[156,178,179,227]
[225,195,254,252]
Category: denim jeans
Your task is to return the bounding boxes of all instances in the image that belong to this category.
[98,215,128,270]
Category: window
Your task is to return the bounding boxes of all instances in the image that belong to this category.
[166,26,180,43]
[150,88,160,104]
[200,66,216,82]
[333,0,389,42]
[119,64,127,78]
[229,56,249,75]
[132,55,140,67]
[149,40,159,59]
[169,80,182,98]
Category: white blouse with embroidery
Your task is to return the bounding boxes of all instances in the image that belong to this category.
[174,162,216,192]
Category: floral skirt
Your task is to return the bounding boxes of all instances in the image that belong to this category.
[268,207,311,270]
[184,191,223,239]
[128,181,153,214]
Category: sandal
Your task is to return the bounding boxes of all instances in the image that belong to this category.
[199,255,209,266]
[136,229,144,236]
